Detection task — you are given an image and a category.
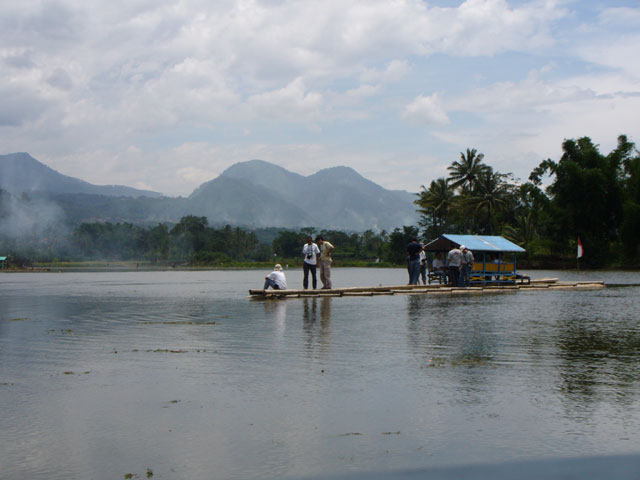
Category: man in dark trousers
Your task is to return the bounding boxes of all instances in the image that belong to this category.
[447,245,462,287]
[301,236,320,289]
[407,238,422,285]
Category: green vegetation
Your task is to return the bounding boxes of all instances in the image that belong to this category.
[2,135,638,269]
[415,135,640,268]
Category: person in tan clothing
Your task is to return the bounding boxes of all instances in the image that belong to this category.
[315,235,334,289]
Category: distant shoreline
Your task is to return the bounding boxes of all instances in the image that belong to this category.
[2,261,637,273]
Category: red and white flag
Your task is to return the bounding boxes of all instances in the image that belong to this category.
[577,236,584,259]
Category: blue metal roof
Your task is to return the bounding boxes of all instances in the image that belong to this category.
[424,234,526,253]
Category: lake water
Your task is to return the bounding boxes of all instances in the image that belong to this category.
[1,268,640,479]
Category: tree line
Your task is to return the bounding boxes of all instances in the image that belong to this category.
[70,221,395,265]
[415,135,640,267]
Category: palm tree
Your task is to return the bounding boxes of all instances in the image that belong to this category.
[415,177,455,237]
[467,169,513,234]
[503,212,535,257]
[447,148,490,191]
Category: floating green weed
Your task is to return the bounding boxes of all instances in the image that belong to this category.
[143,349,206,353]
[147,349,187,353]
[450,357,489,367]
[426,356,490,368]
[123,468,152,479]
[142,321,216,325]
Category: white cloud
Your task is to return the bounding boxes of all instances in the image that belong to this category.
[447,69,601,116]
[0,0,638,196]
[432,65,640,182]
[359,59,411,84]
[598,7,640,28]
[247,77,323,119]
[402,93,450,126]
[574,33,640,78]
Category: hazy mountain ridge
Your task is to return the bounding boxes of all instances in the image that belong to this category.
[191,160,418,230]
[1,153,418,231]
[0,152,162,198]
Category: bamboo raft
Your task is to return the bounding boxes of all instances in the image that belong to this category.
[249,278,606,298]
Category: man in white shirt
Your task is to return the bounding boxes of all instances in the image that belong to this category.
[302,236,321,289]
[419,248,428,285]
[447,246,462,287]
[264,264,287,290]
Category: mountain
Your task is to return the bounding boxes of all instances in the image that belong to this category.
[0,152,162,198]
[189,175,308,227]
[188,160,418,231]
[0,153,418,231]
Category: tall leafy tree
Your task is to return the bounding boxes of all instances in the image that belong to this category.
[533,136,624,265]
[385,226,419,264]
[466,169,513,235]
[618,135,640,258]
[503,212,535,258]
[170,215,208,260]
[272,230,307,258]
[447,148,490,191]
[415,177,455,238]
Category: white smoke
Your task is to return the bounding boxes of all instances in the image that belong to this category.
[0,190,69,257]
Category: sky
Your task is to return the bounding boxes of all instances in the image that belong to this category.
[1,0,640,197]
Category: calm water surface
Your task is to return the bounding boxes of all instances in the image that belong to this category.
[1,268,640,479]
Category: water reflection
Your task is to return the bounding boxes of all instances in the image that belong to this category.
[302,297,332,356]
[556,317,640,413]
[263,298,288,338]
[405,295,497,400]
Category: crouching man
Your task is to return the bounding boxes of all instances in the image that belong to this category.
[264,264,287,290]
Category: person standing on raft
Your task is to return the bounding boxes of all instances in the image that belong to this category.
[447,245,462,287]
[406,238,422,285]
[460,245,474,287]
[302,236,321,290]
[316,235,334,289]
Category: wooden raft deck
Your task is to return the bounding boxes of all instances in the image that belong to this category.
[249,278,606,298]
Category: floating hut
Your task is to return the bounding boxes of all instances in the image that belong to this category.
[423,234,528,286]
[0,256,7,269]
